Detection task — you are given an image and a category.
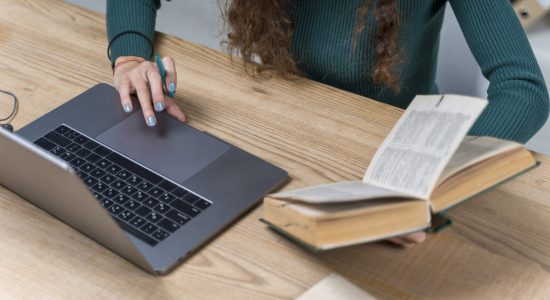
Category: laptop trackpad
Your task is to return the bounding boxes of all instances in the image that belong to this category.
[96,112,230,184]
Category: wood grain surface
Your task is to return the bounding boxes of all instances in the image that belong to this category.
[0,1,549,299]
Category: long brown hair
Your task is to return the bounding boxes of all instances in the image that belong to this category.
[224,0,402,92]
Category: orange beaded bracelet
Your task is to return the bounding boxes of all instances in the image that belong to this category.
[112,57,145,75]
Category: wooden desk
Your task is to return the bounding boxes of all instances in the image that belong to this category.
[1,1,550,299]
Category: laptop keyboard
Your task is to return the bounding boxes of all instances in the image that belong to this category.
[33,125,212,247]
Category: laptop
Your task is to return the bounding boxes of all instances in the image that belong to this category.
[0,83,287,274]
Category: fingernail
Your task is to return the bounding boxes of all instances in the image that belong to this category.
[168,82,176,93]
[154,102,165,112]
[146,115,156,127]
[123,104,132,113]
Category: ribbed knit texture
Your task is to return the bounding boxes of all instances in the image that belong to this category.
[106,0,549,143]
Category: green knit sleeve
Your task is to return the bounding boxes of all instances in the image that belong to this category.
[106,0,160,65]
[450,0,549,143]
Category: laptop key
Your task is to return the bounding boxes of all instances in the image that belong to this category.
[152,230,169,241]
[101,174,116,184]
[124,200,140,211]
[100,199,113,209]
[182,193,199,204]
[84,177,98,187]
[86,153,101,163]
[113,194,130,205]
[137,181,153,192]
[132,191,148,202]
[45,131,71,147]
[93,145,111,156]
[141,223,158,234]
[160,193,175,204]
[158,218,180,233]
[171,199,200,217]
[76,148,91,158]
[70,157,86,168]
[114,219,158,246]
[106,164,122,175]
[91,168,106,179]
[97,159,111,169]
[66,143,81,152]
[34,138,56,151]
[80,163,95,173]
[146,212,162,223]
[127,175,142,185]
[91,182,108,193]
[54,125,70,135]
[135,206,152,217]
[50,146,66,157]
[116,170,131,180]
[59,152,75,162]
[148,187,164,198]
[166,209,190,226]
[158,180,177,192]
[130,216,146,228]
[172,187,188,198]
[154,203,170,214]
[194,199,212,210]
[111,180,126,190]
[121,185,137,196]
[83,140,100,150]
[143,198,159,208]
[63,131,78,140]
[74,135,90,145]
[108,204,123,215]
[103,188,119,198]
[118,210,135,222]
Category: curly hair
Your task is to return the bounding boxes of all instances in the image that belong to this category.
[224,0,402,92]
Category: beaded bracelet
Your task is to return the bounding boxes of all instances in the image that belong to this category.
[112,57,146,75]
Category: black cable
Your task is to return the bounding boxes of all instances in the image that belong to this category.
[0,89,18,127]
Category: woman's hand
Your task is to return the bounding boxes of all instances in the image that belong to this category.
[389,231,427,248]
[113,55,186,126]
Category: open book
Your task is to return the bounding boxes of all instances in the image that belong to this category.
[261,95,538,250]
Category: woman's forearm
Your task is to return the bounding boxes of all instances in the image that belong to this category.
[451,0,549,143]
[106,0,160,66]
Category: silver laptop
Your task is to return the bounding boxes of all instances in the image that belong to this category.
[0,84,287,274]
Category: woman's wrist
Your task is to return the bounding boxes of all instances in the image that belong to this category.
[113,56,146,75]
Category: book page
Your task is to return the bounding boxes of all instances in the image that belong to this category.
[296,273,377,300]
[269,181,413,204]
[363,95,488,199]
[438,136,521,183]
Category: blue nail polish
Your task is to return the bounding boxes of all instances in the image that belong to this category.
[155,102,165,112]
[123,104,132,113]
[168,82,176,93]
[147,115,156,127]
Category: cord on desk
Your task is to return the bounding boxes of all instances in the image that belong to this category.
[0,89,18,132]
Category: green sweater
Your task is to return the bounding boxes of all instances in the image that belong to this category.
[107,0,549,143]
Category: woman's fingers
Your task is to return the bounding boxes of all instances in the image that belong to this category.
[165,98,186,122]
[388,231,427,248]
[144,64,166,112]
[403,232,427,244]
[134,81,156,127]
[113,56,184,126]
[388,237,416,248]
[117,80,133,113]
[162,56,177,97]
